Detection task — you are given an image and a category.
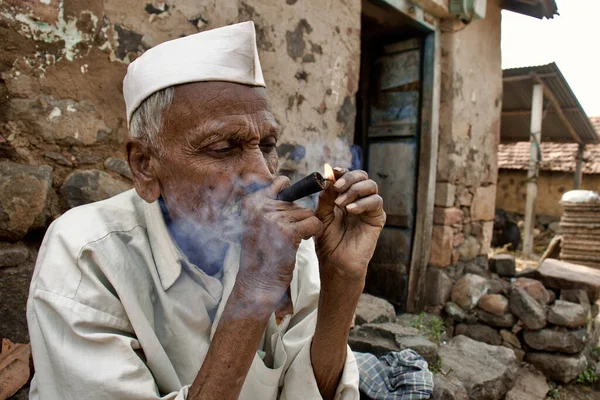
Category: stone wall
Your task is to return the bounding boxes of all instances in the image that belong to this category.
[497,169,600,218]
[0,0,361,343]
[425,0,502,307]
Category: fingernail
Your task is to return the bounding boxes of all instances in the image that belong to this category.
[334,195,346,207]
[346,203,358,211]
[334,178,346,190]
[333,167,344,172]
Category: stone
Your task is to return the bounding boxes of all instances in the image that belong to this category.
[348,332,397,357]
[538,258,600,301]
[43,151,73,167]
[395,335,439,366]
[425,267,454,307]
[438,335,518,400]
[76,153,100,165]
[511,348,525,362]
[479,221,494,255]
[444,302,477,323]
[547,300,587,328]
[434,207,463,226]
[354,293,395,325]
[457,236,481,261]
[445,263,465,281]
[523,329,588,354]
[455,323,502,346]
[477,294,508,316]
[453,232,465,247]
[486,279,505,295]
[0,161,53,241]
[489,254,516,277]
[525,352,587,383]
[359,322,419,339]
[560,289,590,309]
[0,339,31,399]
[464,260,491,279]
[429,226,454,267]
[548,221,561,233]
[431,374,468,400]
[477,310,516,328]
[456,187,473,207]
[509,287,547,330]
[504,367,550,400]
[60,169,131,209]
[435,182,456,207]
[512,278,550,305]
[451,274,489,311]
[0,243,29,268]
[471,185,496,221]
[104,157,132,180]
[0,259,36,343]
[500,329,521,349]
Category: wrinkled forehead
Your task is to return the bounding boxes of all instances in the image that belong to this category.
[161,81,279,143]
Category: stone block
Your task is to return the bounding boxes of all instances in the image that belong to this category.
[456,187,473,207]
[61,169,131,209]
[451,273,489,311]
[0,243,29,268]
[512,278,550,305]
[500,330,521,349]
[434,207,464,226]
[104,157,132,180]
[457,236,481,261]
[425,267,454,307]
[438,335,518,400]
[455,323,502,346]
[431,374,468,400]
[538,258,600,301]
[477,310,516,328]
[435,182,456,207]
[523,328,587,354]
[471,185,496,221]
[478,294,508,317]
[525,352,587,383]
[547,300,587,329]
[509,287,547,330]
[453,232,465,247]
[0,161,53,241]
[354,293,396,325]
[395,335,439,366]
[444,302,476,324]
[504,367,550,400]
[489,254,516,278]
[429,226,454,267]
[479,221,494,254]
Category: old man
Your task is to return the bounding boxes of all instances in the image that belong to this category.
[26,22,385,399]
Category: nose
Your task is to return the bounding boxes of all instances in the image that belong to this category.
[239,148,274,192]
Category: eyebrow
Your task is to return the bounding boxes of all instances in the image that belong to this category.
[187,120,280,149]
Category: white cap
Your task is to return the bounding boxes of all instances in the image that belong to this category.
[123,21,266,126]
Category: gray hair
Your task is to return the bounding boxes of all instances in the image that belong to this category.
[129,86,175,147]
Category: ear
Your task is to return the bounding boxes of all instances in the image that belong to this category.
[127,138,161,203]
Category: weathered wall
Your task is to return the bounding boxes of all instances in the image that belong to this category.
[496,170,600,218]
[425,0,502,309]
[0,0,360,343]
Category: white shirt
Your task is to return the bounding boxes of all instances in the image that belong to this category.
[27,189,359,399]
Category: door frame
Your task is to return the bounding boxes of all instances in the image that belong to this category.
[372,0,441,312]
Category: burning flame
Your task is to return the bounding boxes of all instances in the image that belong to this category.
[323,163,335,182]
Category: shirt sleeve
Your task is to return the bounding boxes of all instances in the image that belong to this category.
[27,288,190,400]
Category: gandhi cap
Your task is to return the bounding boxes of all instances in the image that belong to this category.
[123,21,266,127]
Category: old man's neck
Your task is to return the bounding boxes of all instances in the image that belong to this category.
[158,197,229,276]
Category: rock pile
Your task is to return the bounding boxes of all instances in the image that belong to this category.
[560,192,600,269]
[443,256,600,384]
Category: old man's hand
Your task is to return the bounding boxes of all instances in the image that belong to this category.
[315,168,385,286]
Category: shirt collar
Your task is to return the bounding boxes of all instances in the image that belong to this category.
[143,199,183,291]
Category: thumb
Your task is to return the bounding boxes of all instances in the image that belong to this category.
[315,183,337,221]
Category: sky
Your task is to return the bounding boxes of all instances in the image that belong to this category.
[501,0,600,117]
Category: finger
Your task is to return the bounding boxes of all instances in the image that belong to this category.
[264,176,291,199]
[273,208,315,222]
[346,194,384,216]
[333,170,369,193]
[316,183,337,220]
[334,180,378,209]
[332,166,349,180]
[290,215,324,241]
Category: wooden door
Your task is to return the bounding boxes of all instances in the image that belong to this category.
[364,39,422,309]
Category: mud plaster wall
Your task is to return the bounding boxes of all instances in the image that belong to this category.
[496,169,600,218]
[427,0,502,271]
[0,0,360,343]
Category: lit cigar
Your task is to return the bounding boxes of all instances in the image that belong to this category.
[277,163,336,202]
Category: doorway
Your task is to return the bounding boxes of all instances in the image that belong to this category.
[356,0,437,311]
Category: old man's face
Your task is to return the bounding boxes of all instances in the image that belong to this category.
[131,81,280,236]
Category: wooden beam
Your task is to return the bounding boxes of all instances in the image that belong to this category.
[533,75,583,145]
[408,0,450,18]
[502,72,557,83]
[378,0,438,31]
[574,144,585,189]
[502,107,579,117]
[406,29,440,313]
[523,84,544,256]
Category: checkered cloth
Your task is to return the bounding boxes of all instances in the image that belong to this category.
[354,350,434,400]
